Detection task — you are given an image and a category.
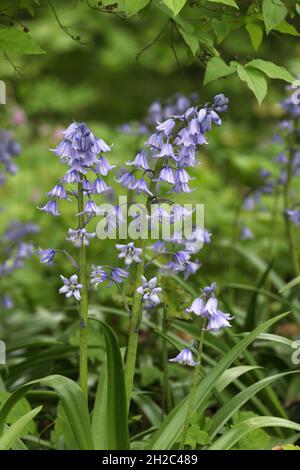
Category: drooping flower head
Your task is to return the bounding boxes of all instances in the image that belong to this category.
[169,348,199,367]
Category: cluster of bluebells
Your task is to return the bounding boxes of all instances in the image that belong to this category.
[1,221,38,309]
[117,93,228,196]
[0,130,21,187]
[37,122,116,300]
[39,122,113,218]
[169,283,233,366]
[241,86,300,237]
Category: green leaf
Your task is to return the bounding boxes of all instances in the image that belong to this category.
[207,0,239,9]
[282,444,300,450]
[209,416,300,450]
[0,376,93,450]
[148,312,289,449]
[124,0,151,16]
[273,20,300,36]
[90,318,129,450]
[246,23,263,50]
[237,65,267,104]
[184,425,210,449]
[178,28,199,55]
[0,406,42,450]
[279,275,300,294]
[212,19,230,44]
[162,0,187,16]
[262,0,288,34]
[232,412,271,450]
[209,371,297,439]
[0,27,45,54]
[0,392,35,437]
[204,57,236,85]
[246,59,294,83]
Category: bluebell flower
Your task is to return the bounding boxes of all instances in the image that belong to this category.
[92,177,111,194]
[126,152,149,170]
[116,242,143,265]
[166,250,191,272]
[77,200,99,216]
[240,225,254,240]
[62,170,82,184]
[133,178,153,195]
[146,132,163,149]
[47,183,68,200]
[157,142,176,159]
[59,274,82,301]
[213,93,229,112]
[67,228,95,247]
[90,265,108,288]
[156,166,176,184]
[148,240,165,253]
[169,348,199,366]
[286,209,300,226]
[115,171,136,189]
[82,179,93,193]
[94,156,115,176]
[109,267,129,286]
[156,118,176,136]
[137,275,162,305]
[183,260,201,280]
[39,200,60,216]
[37,248,56,265]
[205,297,233,331]
[2,295,13,309]
[186,296,206,316]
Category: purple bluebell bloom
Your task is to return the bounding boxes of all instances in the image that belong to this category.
[109,267,129,286]
[286,209,300,226]
[66,228,95,247]
[92,177,111,194]
[127,152,149,170]
[59,274,82,301]
[47,184,68,200]
[169,348,199,366]
[137,276,162,305]
[77,200,99,216]
[90,265,108,288]
[156,118,176,136]
[133,178,153,195]
[183,260,201,280]
[148,240,165,253]
[39,200,60,216]
[2,295,13,309]
[37,248,56,265]
[116,242,142,265]
[240,225,254,240]
[115,171,136,189]
[166,250,191,272]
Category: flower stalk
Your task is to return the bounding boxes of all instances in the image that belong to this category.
[78,183,89,401]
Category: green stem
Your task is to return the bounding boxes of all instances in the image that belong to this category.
[78,184,89,402]
[283,146,300,277]
[162,307,173,415]
[179,320,205,449]
[124,159,164,410]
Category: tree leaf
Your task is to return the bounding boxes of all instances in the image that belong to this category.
[204,57,236,85]
[0,27,45,54]
[273,20,300,36]
[124,0,151,17]
[207,0,239,9]
[246,59,294,83]
[262,0,288,34]
[0,406,42,450]
[212,19,230,44]
[246,23,263,50]
[237,65,267,104]
[162,0,187,16]
[178,28,199,55]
